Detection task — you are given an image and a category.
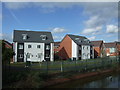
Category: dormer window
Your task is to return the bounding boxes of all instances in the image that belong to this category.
[22,34,27,40]
[84,39,88,41]
[75,38,79,40]
[79,40,81,42]
[40,35,47,40]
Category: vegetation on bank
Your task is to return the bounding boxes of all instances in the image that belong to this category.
[3,57,120,88]
[3,64,120,88]
[10,56,119,74]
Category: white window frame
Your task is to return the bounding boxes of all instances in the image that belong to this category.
[46,45,50,50]
[40,35,47,40]
[22,34,27,40]
[19,44,23,49]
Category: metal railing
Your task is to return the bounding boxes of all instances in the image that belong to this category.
[29,56,120,74]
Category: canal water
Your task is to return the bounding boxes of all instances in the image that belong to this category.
[50,72,120,88]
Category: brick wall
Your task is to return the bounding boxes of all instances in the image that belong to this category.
[58,35,72,60]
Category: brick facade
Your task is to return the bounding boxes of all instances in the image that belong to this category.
[58,35,72,60]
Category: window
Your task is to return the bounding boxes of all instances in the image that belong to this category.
[87,53,89,56]
[83,53,85,56]
[40,35,47,40]
[22,34,27,40]
[79,40,81,42]
[87,47,89,50]
[46,54,50,58]
[28,45,31,48]
[38,53,42,58]
[19,45,23,49]
[37,45,41,48]
[27,53,30,58]
[83,46,84,50]
[75,38,79,40]
[19,54,23,58]
[46,45,50,50]
[110,48,115,53]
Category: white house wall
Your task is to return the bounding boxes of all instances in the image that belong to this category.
[72,40,78,60]
[24,42,45,62]
[82,45,90,59]
[13,42,17,62]
[50,43,54,61]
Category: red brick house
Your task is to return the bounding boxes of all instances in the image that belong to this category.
[91,40,105,58]
[116,42,120,56]
[104,42,119,56]
[57,34,94,60]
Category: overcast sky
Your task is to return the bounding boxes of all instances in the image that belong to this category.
[1,2,119,42]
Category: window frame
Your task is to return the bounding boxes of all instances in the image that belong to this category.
[37,45,41,48]
[19,44,23,49]
[28,45,32,48]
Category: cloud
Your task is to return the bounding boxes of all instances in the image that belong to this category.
[88,36,96,40]
[82,26,102,35]
[106,24,118,33]
[52,27,67,33]
[84,15,106,28]
[53,35,63,40]
[3,2,76,10]
[0,33,13,42]
[81,2,117,36]
[4,2,31,10]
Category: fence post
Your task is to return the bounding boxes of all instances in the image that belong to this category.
[60,59,63,72]
[85,59,87,71]
[46,61,48,75]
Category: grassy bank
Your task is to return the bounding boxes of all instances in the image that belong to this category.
[3,57,120,88]
[3,64,120,88]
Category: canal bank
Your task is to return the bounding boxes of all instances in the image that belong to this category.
[43,67,120,88]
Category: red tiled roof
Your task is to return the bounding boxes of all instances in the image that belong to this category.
[91,40,103,47]
[104,42,116,48]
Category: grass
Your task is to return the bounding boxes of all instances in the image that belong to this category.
[3,57,120,88]
[10,57,119,74]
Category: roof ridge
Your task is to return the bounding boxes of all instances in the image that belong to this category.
[14,30,51,33]
[67,34,86,38]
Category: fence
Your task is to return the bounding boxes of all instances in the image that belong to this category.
[29,56,120,74]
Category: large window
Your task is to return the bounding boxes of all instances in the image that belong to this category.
[46,45,50,50]
[28,45,32,48]
[19,44,23,49]
[110,48,115,53]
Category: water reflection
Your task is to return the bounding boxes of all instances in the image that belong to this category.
[50,72,120,88]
